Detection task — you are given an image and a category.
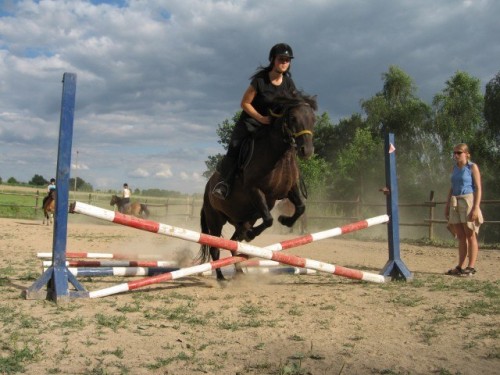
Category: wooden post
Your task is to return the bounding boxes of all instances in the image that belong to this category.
[35,190,40,216]
[428,190,435,240]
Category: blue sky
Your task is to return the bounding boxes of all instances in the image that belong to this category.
[1,0,499,194]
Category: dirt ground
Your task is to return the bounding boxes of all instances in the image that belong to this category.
[1,215,499,375]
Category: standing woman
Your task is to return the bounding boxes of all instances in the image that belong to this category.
[445,143,483,276]
[212,43,298,199]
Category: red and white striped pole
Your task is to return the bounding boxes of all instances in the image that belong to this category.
[37,252,166,260]
[241,214,389,267]
[71,202,387,297]
[42,260,179,268]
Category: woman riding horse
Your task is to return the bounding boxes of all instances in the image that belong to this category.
[43,189,56,225]
[199,91,317,280]
[212,43,298,200]
[110,195,150,218]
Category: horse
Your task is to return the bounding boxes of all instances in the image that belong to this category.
[110,195,150,218]
[42,190,56,225]
[198,92,317,280]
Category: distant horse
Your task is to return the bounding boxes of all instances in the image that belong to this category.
[110,195,150,218]
[198,92,317,280]
[42,190,56,225]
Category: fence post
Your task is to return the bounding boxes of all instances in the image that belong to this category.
[428,190,435,240]
[165,199,169,217]
[35,190,40,216]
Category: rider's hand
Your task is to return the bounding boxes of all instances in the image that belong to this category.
[259,116,271,125]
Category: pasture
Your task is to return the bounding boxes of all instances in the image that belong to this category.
[1,215,499,375]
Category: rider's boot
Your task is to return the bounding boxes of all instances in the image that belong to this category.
[212,156,237,200]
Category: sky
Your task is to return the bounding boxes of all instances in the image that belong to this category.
[0,0,499,194]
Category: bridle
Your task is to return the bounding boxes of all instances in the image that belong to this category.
[270,103,313,145]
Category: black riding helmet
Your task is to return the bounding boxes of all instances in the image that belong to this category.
[268,43,294,62]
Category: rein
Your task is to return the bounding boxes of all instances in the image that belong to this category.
[270,106,313,141]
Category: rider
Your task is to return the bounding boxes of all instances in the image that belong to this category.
[212,43,298,200]
[42,178,56,207]
[121,183,131,213]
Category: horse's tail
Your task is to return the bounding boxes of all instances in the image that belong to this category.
[140,204,150,218]
[197,208,211,264]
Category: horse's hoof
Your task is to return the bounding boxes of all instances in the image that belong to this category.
[216,278,229,287]
[278,215,294,228]
[245,231,256,241]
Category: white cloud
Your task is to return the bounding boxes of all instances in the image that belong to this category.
[0,0,499,194]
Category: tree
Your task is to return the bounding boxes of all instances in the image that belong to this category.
[29,174,48,186]
[332,127,383,200]
[362,65,431,145]
[484,71,500,147]
[69,177,93,192]
[7,177,18,184]
[433,71,484,152]
[203,111,241,179]
[297,155,332,198]
[360,66,434,200]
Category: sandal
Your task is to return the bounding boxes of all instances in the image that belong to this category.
[463,267,476,276]
[445,266,464,276]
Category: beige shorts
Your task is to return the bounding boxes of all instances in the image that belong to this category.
[448,194,483,234]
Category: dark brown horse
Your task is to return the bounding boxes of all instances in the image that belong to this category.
[198,92,317,280]
[42,190,56,225]
[110,195,150,218]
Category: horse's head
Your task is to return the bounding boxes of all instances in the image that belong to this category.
[271,92,317,159]
[110,195,117,206]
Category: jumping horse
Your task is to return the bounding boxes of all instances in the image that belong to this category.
[198,92,317,280]
[110,195,150,218]
[42,190,56,225]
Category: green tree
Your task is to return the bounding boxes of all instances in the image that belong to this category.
[203,111,241,179]
[362,65,431,145]
[7,177,18,184]
[360,66,434,200]
[297,155,332,198]
[69,177,93,192]
[332,127,383,199]
[484,71,500,146]
[29,174,48,186]
[433,71,484,152]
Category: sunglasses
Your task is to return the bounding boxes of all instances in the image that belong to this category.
[277,57,291,63]
[453,151,464,155]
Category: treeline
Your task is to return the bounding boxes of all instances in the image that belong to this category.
[205,66,500,241]
[0,175,198,198]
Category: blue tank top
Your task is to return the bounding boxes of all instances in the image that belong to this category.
[451,162,475,196]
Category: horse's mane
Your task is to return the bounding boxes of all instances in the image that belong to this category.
[269,90,318,112]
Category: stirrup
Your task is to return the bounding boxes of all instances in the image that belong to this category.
[212,182,229,199]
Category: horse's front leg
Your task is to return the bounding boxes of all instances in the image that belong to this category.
[278,185,305,228]
[245,188,273,241]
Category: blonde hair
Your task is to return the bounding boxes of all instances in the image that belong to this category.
[454,143,470,160]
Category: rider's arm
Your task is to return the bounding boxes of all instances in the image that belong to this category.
[241,85,271,125]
